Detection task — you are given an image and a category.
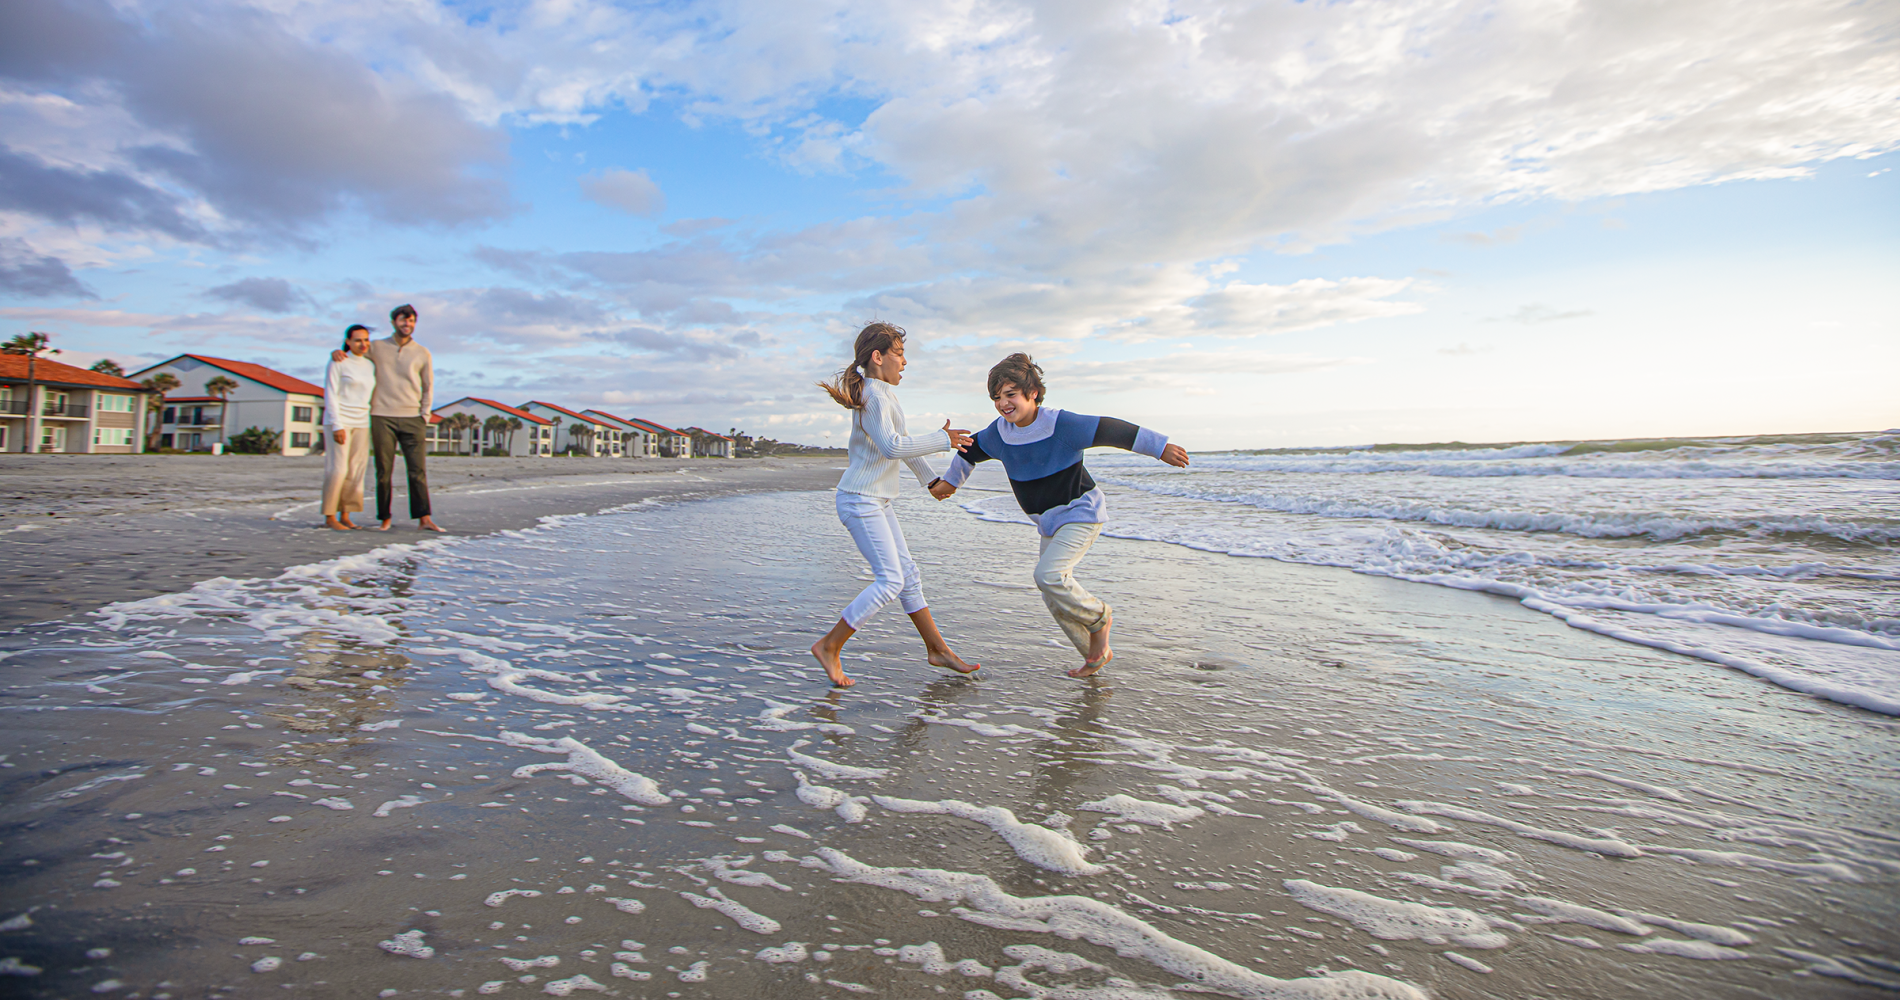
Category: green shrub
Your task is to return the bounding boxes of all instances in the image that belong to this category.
[227,426,282,454]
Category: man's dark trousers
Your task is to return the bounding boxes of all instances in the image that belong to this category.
[371,415,431,521]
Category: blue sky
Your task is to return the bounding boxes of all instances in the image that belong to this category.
[2,0,1895,449]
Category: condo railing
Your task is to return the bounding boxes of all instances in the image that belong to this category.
[41,402,91,418]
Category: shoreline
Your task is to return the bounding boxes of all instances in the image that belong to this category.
[0,454,844,631]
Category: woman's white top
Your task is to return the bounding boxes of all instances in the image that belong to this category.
[835,377,950,498]
[324,353,377,429]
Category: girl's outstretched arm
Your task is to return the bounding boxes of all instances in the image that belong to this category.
[861,389,953,460]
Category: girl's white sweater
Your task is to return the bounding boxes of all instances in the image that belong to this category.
[835,377,950,498]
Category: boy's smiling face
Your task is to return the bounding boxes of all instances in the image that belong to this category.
[992,381,1040,428]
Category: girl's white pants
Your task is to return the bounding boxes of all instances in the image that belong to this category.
[836,491,927,628]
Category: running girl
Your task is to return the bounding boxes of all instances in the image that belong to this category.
[931,353,1189,677]
[811,323,981,687]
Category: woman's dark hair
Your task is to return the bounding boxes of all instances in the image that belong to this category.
[987,353,1045,404]
[390,303,418,323]
[341,324,370,351]
[818,322,906,410]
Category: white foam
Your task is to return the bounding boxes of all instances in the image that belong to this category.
[1076,794,1204,828]
[755,942,809,964]
[485,889,544,907]
[1515,897,1651,936]
[872,795,1104,876]
[371,795,425,818]
[541,973,607,995]
[1619,938,1749,960]
[378,930,433,959]
[1303,785,1449,833]
[498,731,670,806]
[1283,880,1509,949]
[796,848,1427,999]
[1634,845,1861,882]
[603,897,645,914]
[1387,838,1515,864]
[787,740,886,780]
[1395,802,1642,857]
[679,887,780,934]
[794,773,869,823]
[1618,911,1752,946]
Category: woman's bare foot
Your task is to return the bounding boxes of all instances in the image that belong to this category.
[324,515,350,531]
[927,649,981,674]
[811,639,854,687]
[337,515,359,529]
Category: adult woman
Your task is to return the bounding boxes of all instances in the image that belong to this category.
[321,324,376,530]
[810,322,979,687]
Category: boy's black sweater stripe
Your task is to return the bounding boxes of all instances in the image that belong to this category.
[960,417,1141,516]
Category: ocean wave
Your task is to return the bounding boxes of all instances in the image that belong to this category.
[1094,479,1900,545]
[1114,455,1900,480]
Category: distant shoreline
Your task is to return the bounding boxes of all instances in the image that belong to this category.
[0,454,845,631]
[1223,428,1888,456]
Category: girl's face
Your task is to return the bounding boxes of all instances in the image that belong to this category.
[992,381,1039,427]
[867,338,907,384]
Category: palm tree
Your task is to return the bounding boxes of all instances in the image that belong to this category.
[204,375,239,452]
[568,421,588,456]
[506,416,522,454]
[2,332,59,453]
[483,415,508,455]
[451,412,475,454]
[89,359,125,377]
[141,372,180,450]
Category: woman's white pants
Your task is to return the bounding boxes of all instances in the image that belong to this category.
[836,491,926,628]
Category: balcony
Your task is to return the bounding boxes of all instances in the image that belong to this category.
[42,402,90,419]
[0,399,27,416]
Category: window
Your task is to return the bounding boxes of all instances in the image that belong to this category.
[162,406,176,423]
[291,406,313,423]
[96,394,135,413]
[290,432,311,448]
[93,427,135,447]
[160,433,173,448]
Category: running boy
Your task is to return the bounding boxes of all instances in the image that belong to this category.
[931,353,1189,676]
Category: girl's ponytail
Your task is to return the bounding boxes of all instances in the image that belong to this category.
[818,322,907,409]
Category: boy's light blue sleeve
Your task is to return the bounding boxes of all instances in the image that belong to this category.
[1133,426,1168,459]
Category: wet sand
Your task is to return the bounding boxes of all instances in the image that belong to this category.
[0,488,1893,998]
[0,454,843,630]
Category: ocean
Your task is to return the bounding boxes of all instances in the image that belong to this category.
[958,430,1900,716]
[0,443,1894,998]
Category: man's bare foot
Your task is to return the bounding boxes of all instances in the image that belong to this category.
[419,516,446,533]
[927,649,981,674]
[377,519,393,531]
[811,639,854,687]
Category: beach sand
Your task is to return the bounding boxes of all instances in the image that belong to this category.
[0,485,1894,998]
[0,454,843,630]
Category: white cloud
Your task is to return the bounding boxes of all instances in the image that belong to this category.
[579,167,665,217]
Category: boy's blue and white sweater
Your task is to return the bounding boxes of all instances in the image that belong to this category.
[942,407,1168,536]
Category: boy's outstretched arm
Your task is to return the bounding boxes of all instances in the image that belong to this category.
[1160,442,1190,467]
[1091,416,1184,466]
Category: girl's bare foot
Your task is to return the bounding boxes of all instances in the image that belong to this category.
[1070,613,1113,677]
[927,649,981,674]
[811,639,855,687]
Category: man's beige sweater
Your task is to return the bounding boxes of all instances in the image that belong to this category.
[367,337,433,419]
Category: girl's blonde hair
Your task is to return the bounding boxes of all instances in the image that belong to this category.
[818,322,907,409]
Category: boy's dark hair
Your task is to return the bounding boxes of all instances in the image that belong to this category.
[342,324,369,350]
[987,353,1045,403]
[390,303,418,323]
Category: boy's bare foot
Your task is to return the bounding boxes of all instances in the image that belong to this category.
[927,649,981,674]
[377,519,393,531]
[811,639,854,687]
[419,516,446,533]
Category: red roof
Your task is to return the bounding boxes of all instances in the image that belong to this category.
[522,400,610,425]
[623,416,682,436]
[581,409,647,431]
[437,397,552,425]
[682,426,732,441]
[0,354,149,391]
[162,396,224,403]
[133,354,324,396]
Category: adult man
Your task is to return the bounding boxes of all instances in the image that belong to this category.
[367,304,443,532]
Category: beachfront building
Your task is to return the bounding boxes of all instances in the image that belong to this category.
[625,417,692,458]
[131,355,325,455]
[518,401,616,457]
[0,354,154,454]
[683,427,735,458]
[582,410,656,458]
[431,397,554,457]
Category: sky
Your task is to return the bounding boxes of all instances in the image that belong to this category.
[1,0,1895,450]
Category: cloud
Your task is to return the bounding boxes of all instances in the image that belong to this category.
[0,237,94,297]
[205,277,309,313]
[1187,278,1424,337]
[1438,342,1492,356]
[580,168,665,217]
[1490,304,1594,324]
[0,0,511,244]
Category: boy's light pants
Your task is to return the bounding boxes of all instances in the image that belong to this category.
[1035,521,1109,656]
